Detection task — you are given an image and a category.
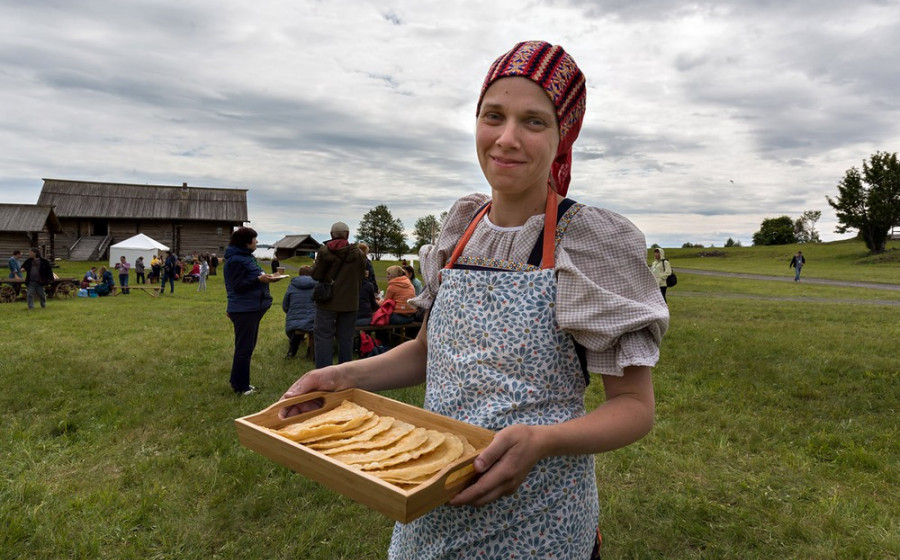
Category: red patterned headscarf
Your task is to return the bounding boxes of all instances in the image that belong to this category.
[477,40,587,196]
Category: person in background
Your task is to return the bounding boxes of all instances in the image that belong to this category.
[271,256,281,274]
[134,256,146,284]
[357,269,379,326]
[311,221,367,369]
[789,250,806,282]
[94,266,115,296]
[114,255,131,294]
[279,40,667,559]
[358,242,378,292]
[160,251,177,294]
[85,266,98,282]
[8,250,23,296]
[402,264,423,296]
[282,265,316,358]
[150,255,161,282]
[383,265,417,324]
[224,227,282,394]
[209,253,219,276]
[20,248,52,309]
[650,248,672,302]
[197,256,209,291]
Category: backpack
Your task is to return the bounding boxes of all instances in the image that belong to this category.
[663,259,677,288]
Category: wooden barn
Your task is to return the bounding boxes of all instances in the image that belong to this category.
[0,204,64,258]
[37,179,248,260]
[272,234,321,261]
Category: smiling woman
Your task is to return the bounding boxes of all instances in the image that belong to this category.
[279,40,668,560]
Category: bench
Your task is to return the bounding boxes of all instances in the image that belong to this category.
[110,286,162,297]
[291,322,423,360]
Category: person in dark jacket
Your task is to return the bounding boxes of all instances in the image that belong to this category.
[160,251,177,294]
[94,266,115,296]
[282,266,316,358]
[789,251,806,282]
[312,221,367,369]
[224,227,281,395]
[271,256,281,274]
[358,242,378,292]
[20,248,53,309]
[356,269,379,326]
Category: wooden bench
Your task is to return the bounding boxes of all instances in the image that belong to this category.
[110,286,162,297]
[291,322,423,360]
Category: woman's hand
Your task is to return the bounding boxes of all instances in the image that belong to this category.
[277,366,355,419]
[448,424,549,507]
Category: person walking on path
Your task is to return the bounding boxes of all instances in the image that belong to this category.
[789,251,806,282]
[311,221,367,369]
[160,251,177,294]
[8,249,23,296]
[278,40,667,559]
[114,256,131,294]
[20,248,53,309]
[650,248,673,302]
[224,227,282,395]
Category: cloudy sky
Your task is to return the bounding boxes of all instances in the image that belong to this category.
[2,0,898,248]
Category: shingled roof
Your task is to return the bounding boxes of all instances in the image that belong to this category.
[0,204,63,233]
[37,179,248,222]
[272,234,321,250]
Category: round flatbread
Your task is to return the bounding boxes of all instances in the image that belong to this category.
[320,420,415,455]
[359,430,446,470]
[365,432,466,482]
[307,416,395,449]
[330,427,430,465]
[275,401,373,442]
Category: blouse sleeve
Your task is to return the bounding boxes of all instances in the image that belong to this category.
[555,206,669,376]
[409,193,491,310]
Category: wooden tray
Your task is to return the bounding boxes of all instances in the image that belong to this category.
[234,389,495,523]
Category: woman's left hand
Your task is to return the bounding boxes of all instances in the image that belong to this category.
[448,424,547,507]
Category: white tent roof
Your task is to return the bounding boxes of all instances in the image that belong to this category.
[110,233,168,251]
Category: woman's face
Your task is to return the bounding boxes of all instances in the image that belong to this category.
[249,237,258,251]
[476,77,560,198]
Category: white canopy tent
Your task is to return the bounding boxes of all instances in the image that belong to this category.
[109,233,169,269]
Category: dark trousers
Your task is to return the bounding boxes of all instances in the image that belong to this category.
[136,272,145,284]
[119,274,129,293]
[659,286,667,302]
[161,271,175,293]
[26,282,46,309]
[229,309,267,392]
[314,308,356,369]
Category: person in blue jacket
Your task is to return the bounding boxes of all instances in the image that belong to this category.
[224,227,282,395]
[282,265,316,358]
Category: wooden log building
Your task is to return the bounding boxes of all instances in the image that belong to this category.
[0,204,64,258]
[272,234,321,261]
[36,179,248,260]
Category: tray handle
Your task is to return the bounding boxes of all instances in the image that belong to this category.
[244,389,355,425]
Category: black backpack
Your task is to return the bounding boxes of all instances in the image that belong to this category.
[664,259,677,287]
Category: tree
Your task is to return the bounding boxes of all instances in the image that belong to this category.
[357,204,405,260]
[793,210,821,244]
[752,216,797,246]
[412,215,442,251]
[827,151,900,254]
[724,237,742,247]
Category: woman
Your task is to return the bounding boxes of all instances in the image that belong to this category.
[650,248,672,301]
[382,265,416,325]
[224,227,281,395]
[402,264,423,296]
[279,41,667,559]
[94,266,115,296]
[283,265,317,357]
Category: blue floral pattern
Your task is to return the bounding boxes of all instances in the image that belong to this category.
[388,267,598,559]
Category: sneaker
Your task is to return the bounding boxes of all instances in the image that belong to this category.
[236,385,258,396]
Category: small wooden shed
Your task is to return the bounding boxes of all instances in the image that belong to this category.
[37,179,248,260]
[0,204,64,258]
[272,234,321,261]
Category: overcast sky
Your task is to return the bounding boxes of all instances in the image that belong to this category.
[2,0,898,249]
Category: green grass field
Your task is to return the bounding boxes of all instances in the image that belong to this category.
[1,239,898,559]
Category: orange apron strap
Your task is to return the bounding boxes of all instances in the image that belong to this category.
[443,202,491,271]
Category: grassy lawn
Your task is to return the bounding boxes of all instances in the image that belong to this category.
[1,242,898,559]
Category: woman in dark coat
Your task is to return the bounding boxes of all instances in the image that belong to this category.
[224,227,282,394]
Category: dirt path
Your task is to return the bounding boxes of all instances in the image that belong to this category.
[676,268,900,291]
[673,268,900,306]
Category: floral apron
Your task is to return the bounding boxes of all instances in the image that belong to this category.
[389,193,598,559]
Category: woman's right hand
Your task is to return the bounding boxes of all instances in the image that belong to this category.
[278,366,355,419]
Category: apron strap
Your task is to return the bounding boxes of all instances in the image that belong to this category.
[445,187,559,271]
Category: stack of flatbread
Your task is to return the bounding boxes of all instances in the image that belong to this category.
[273,400,475,487]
